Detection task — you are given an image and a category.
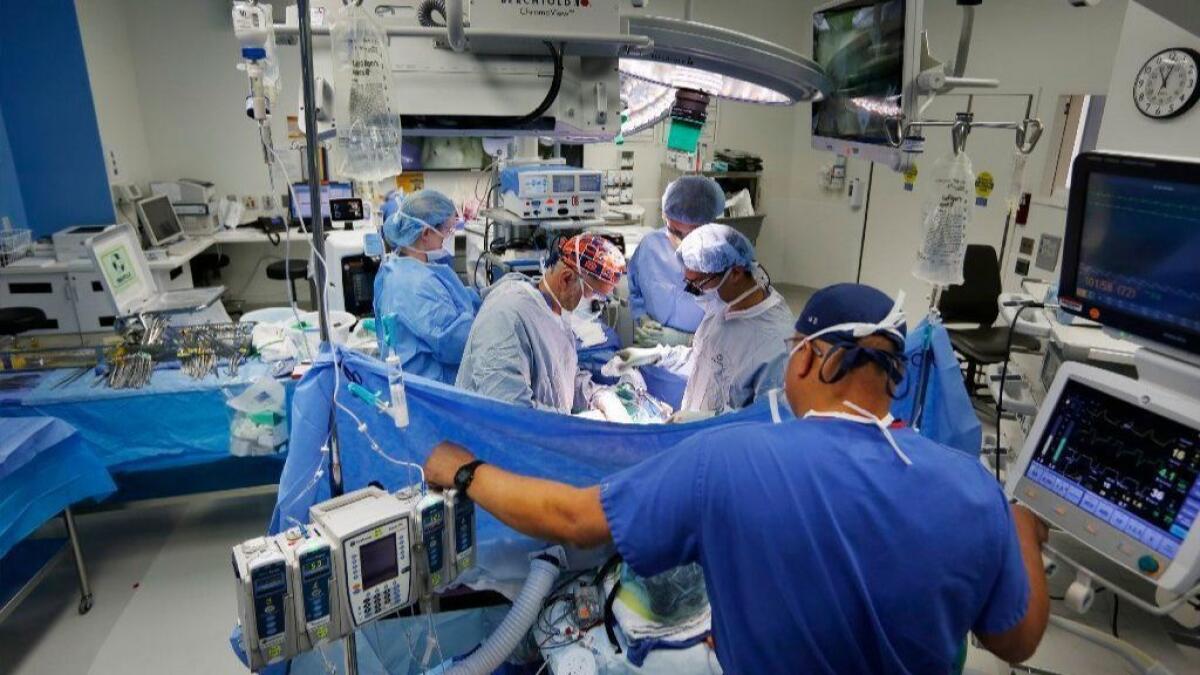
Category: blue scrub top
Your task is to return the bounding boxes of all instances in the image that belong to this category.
[373,255,480,385]
[600,417,1029,674]
[628,229,704,333]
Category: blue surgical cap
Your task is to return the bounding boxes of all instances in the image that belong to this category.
[662,176,726,226]
[380,190,403,225]
[797,283,907,347]
[677,223,755,274]
[382,190,457,248]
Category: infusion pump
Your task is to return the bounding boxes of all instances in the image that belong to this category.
[231,485,478,668]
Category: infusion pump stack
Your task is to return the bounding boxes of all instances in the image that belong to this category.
[1006,153,1200,619]
[231,486,478,668]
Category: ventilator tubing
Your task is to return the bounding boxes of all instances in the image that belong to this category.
[444,557,561,675]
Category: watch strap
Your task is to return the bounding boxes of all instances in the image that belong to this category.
[454,459,486,493]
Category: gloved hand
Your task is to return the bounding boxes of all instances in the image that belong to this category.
[668,409,717,424]
[601,347,665,377]
[634,316,694,347]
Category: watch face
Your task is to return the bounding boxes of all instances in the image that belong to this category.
[1134,48,1200,119]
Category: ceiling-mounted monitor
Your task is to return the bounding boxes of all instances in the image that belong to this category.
[811,0,923,170]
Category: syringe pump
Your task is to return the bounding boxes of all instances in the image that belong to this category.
[232,536,297,670]
[446,489,478,581]
[277,527,346,651]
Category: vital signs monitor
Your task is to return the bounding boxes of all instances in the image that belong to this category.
[1007,363,1200,594]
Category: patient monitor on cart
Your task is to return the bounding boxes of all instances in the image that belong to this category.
[1007,152,1200,607]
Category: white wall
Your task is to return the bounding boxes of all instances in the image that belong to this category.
[1097,0,1200,158]
[76,0,153,191]
[855,0,1129,321]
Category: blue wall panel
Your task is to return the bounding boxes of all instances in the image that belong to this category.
[0,0,114,237]
[0,103,27,230]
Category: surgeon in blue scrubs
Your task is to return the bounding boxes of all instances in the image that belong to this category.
[627,176,726,347]
[424,283,1050,674]
[374,190,479,385]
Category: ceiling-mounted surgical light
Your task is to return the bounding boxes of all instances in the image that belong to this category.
[618,16,829,139]
[620,16,828,105]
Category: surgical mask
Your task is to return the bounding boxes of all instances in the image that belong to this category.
[788,290,909,391]
[426,248,453,265]
[804,402,912,466]
[694,269,760,318]
[572,277,604,322]
[400,214,456,259]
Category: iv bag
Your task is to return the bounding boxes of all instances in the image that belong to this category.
[913,151,975,287]
[330,3,404,181]
[1005,151,1028,216]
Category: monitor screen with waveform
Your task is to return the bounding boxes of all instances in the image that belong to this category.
[1025,379,1200,560]
[1076,172,1200,338]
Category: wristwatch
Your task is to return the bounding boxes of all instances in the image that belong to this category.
[453,460,487,494]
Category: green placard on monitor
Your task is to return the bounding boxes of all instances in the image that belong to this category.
[100,245,137,292]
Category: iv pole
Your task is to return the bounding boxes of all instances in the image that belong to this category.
[295,0,357,672]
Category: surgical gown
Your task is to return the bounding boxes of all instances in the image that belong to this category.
[455,274,580,412]
[628,229,705,333]
[373,255,479,385]
[659,289,794,413]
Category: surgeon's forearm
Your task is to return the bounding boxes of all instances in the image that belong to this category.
[468,466,613,549]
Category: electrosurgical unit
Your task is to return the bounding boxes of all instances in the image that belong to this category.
[278,528,346,651]
[232,537,297,670]
[309,487,416,629]
[500,165,604,220]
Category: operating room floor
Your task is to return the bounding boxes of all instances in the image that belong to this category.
[0,490,277,675]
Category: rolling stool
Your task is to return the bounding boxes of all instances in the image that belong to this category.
[190,252,231,287]
[266,259,312,309]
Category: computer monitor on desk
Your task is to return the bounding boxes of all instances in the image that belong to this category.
[290,182,353,228]
[135,194,186,248]
[1008,152,1200,598]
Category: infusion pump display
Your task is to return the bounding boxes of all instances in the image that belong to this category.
[1009,363,1200,593]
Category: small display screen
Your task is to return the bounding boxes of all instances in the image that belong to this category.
[302,553,329,574]
[553,175,576,193]
[253,564,287,594]
[1025,379,1200,559]
[578,174,602,193]
[330,198,365,221]
[291,182,354,220]
[359,534,398,590]
[523,176,550,195]
[1073,172,1200,337]
[138,195,184,245]
[812,0,906,145]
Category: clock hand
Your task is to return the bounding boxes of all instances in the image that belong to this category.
[1161,64,1176,90]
